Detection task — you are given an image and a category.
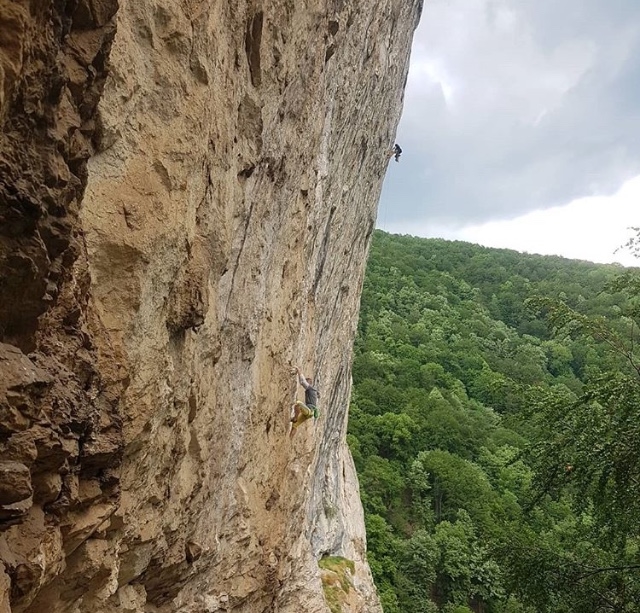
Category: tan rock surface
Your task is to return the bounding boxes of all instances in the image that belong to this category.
[0,0,422,611]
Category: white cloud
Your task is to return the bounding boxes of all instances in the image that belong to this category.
[381,174,640,266]
[382,0,640,226]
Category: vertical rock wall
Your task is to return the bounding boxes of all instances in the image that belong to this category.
[0,0,422,611]
[0,0,121,610]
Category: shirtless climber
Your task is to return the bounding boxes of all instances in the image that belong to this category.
[290,366,319,438]
[390,143,402,162]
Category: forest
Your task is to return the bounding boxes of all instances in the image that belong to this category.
[349,230,640,613]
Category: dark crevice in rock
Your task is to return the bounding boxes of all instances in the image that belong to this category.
[324,44,335,63]
[312,206,336,297]
[245,11,264,87]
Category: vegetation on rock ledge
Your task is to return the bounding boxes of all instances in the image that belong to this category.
[319,556,356,613]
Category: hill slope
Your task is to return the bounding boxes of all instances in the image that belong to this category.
[350,231,640,613]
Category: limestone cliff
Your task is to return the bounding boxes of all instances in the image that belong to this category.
[0,1,421,611]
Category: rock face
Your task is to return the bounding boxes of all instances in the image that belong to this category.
[0,0,421,611]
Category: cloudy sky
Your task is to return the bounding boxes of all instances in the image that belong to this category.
[379,0,640,265]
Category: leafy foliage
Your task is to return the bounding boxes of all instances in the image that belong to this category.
[350,231,640,613]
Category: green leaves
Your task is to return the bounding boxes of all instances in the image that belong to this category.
[350,232,640,613]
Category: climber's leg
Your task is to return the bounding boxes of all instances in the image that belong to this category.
[289,401,313,438]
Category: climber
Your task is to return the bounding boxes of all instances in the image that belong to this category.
[290,366,319,438]
[390,143,402,162]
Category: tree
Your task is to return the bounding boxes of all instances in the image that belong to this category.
[349,231,640,613]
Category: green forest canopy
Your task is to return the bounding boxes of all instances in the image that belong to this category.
[349,231,640,613]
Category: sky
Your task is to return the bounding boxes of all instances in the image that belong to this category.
[379,0,640,265]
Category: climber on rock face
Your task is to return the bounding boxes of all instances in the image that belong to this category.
[391,143,402,162]
[290,366,319,438]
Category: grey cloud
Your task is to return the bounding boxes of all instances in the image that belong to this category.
[380,0,640,227]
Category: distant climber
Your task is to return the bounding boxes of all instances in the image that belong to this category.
[390,143,402,162]
[290,366,319,438]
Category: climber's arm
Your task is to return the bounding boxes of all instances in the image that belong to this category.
[295,366,310,389]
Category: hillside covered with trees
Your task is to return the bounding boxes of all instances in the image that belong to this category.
[349,231,640,613]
